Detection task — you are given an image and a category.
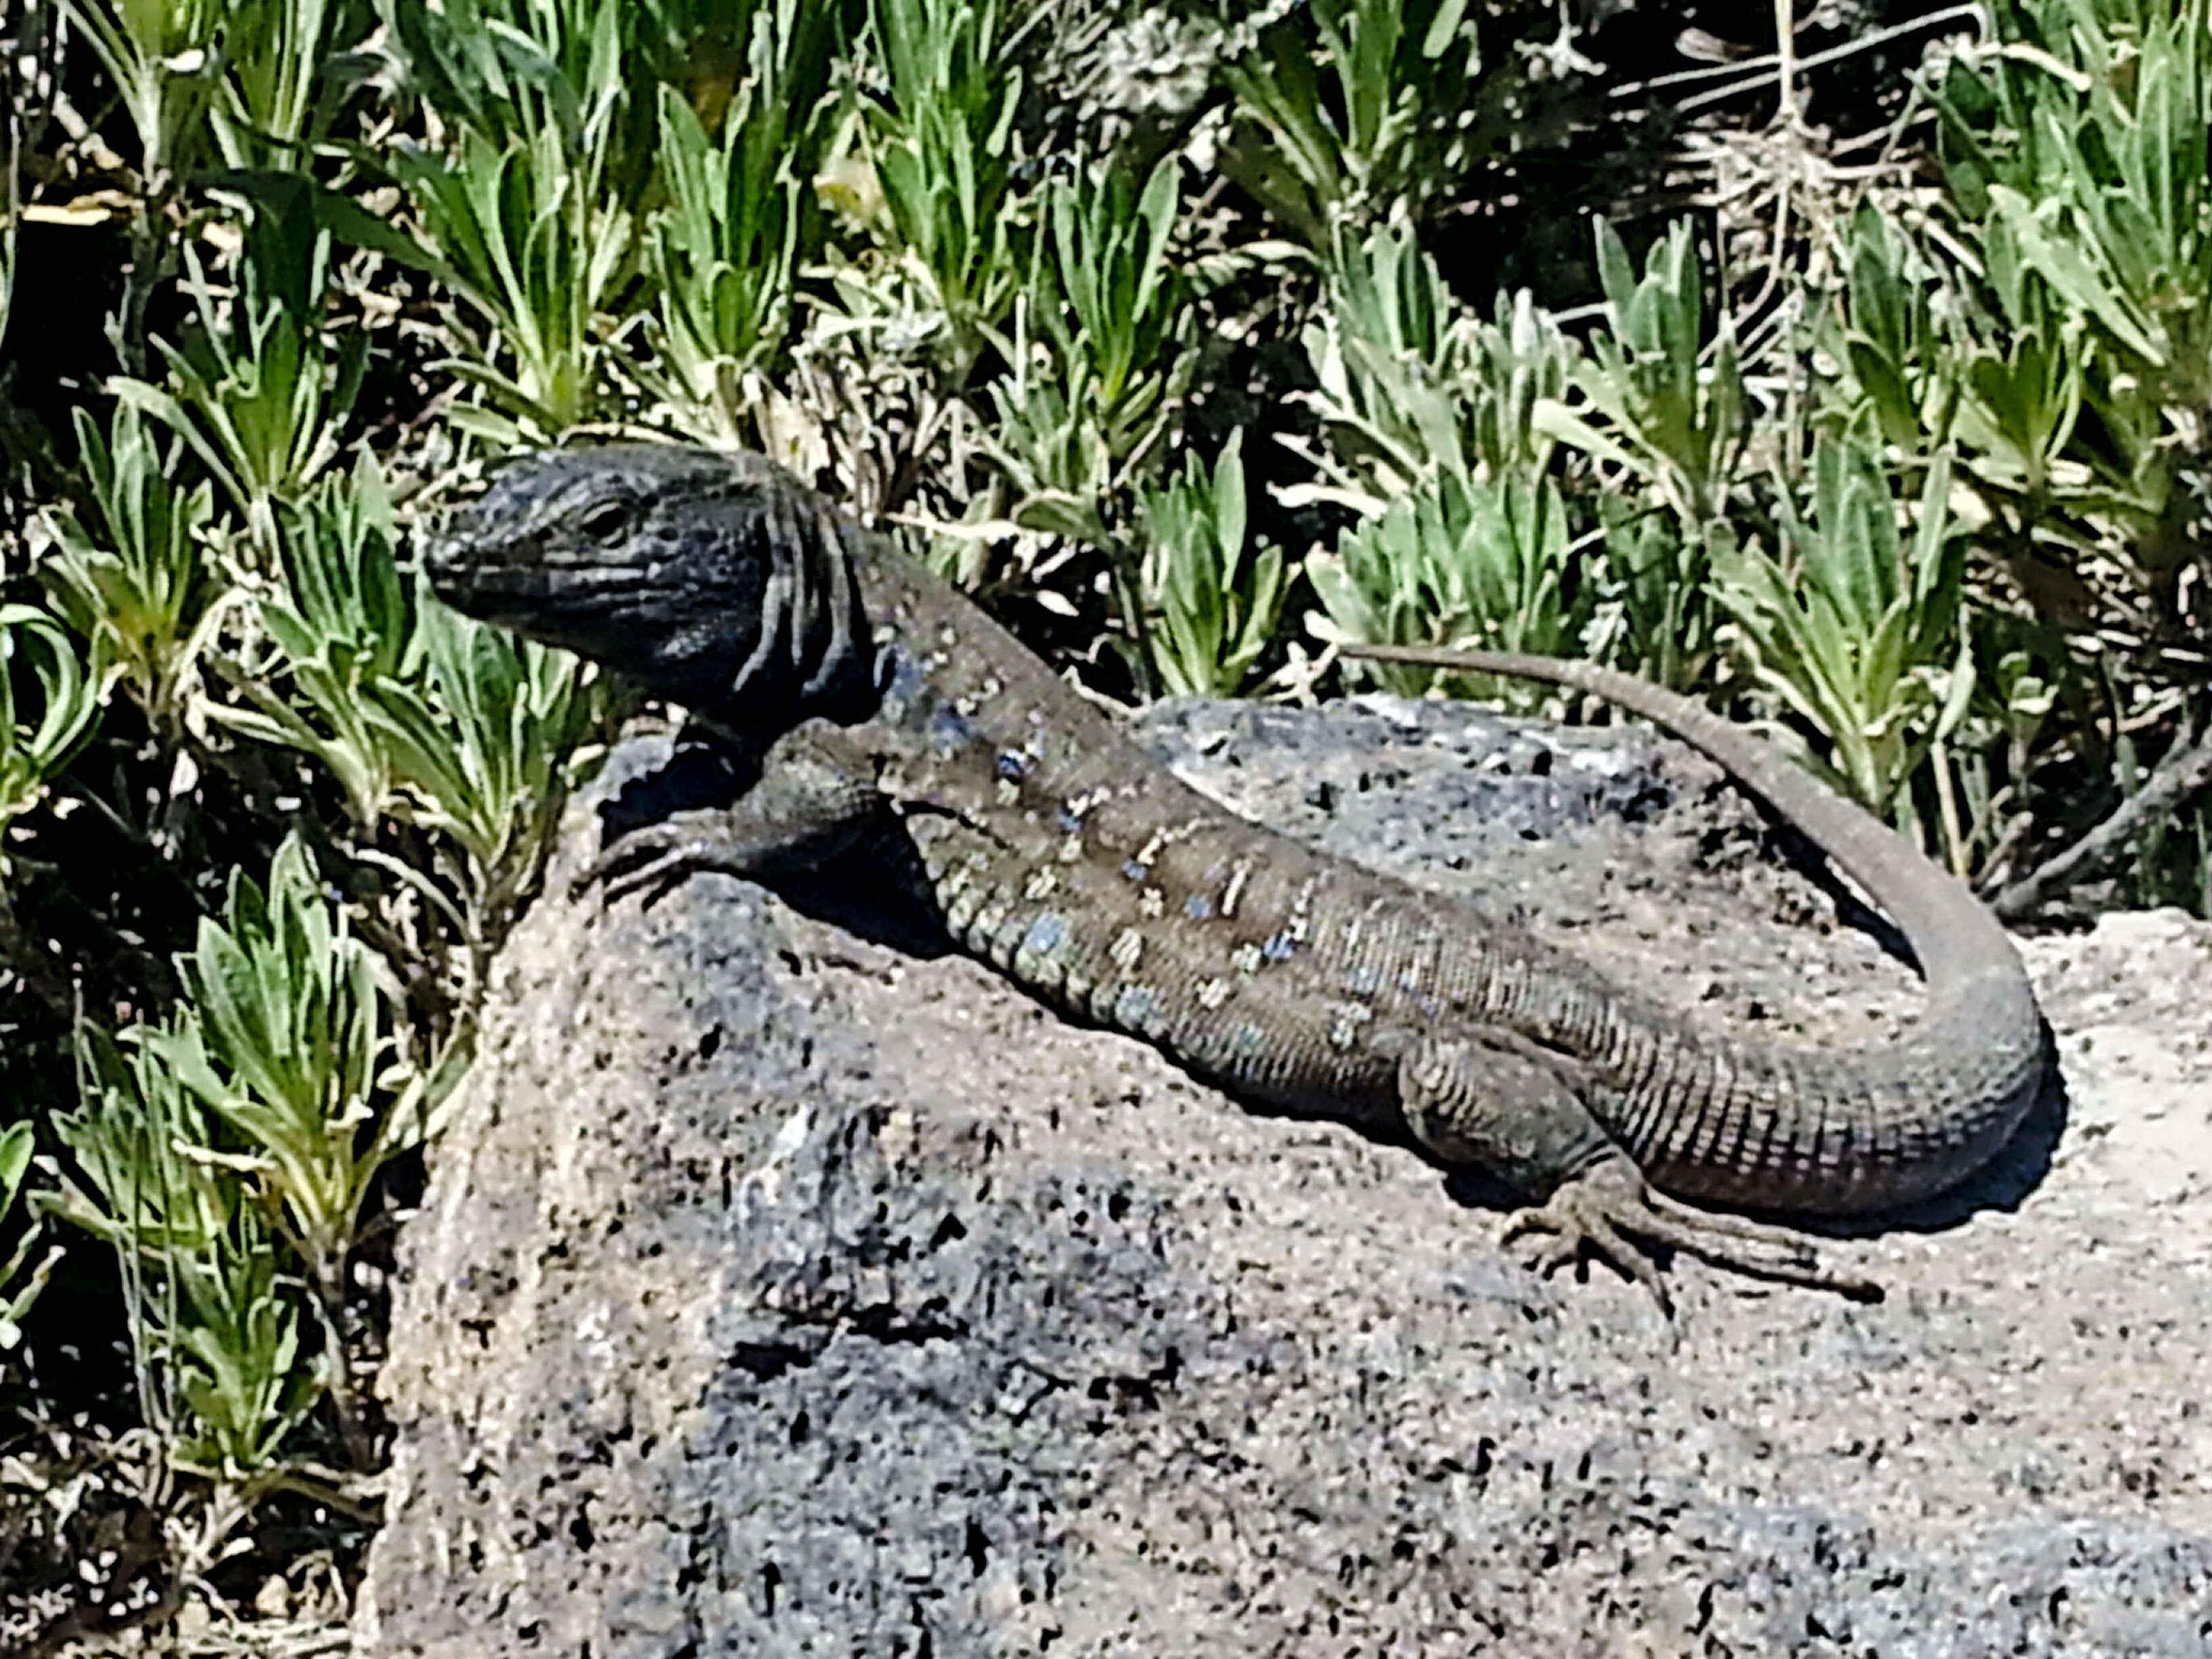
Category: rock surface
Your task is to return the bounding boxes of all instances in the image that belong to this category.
[356,697,2212,1658]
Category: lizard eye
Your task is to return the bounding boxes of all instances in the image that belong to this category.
[576,498,630,542]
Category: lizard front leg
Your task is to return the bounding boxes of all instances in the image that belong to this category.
[581,718,890,897]
[1396,1029,1878,1309]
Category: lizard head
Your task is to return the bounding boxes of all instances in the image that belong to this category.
[426,445,869,721]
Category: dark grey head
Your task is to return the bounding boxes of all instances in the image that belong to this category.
[426,445,871,720]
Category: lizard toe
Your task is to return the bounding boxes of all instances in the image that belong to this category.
[1501,1164,1676,1315]
[1502,1153,1880,1307]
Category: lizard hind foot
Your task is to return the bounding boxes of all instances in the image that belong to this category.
[1500,1153,1883,1312]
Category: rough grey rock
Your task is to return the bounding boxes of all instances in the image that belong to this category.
[356,697,2212,1658]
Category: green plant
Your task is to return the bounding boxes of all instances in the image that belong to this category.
[971,157,1198,671]
[1034,155,1189,457]
[1465,289,1581,478]
[1137,432,1285,697]
[1940,0,2212,403]
[1294,222,1465,501]
[54,0,223,185]
[1803,0,2212,899]
[365,577,595,929]
[55,1029,321,1482]
[1927,0,2212,615]
[1220,0,1498,245]
[211,464,590,929]
[1290,224,1600,686]
[1311,468,1588,705]
[1717,441,1972,836]
[1584,495,1721,693]
[379,0,657,441]
[371,0,644,159]
[211,466,415,825]
[981,354,1118,547]
[0,1120,62,1357]
[1294,226,1577,508]
[393,126,636,441]
[1542,219,1748,531]
[210,0,375,169]
[859,0,1031,381]
[151,836,422,1305]
[632,0,848,445]
[0,602,101,1015]
[639,91,803,443]
[52,835,428,1475]
[36,405,226,728]
[1835,203,1964,457]
[112,195,368,535]
[0,603,103,863]
[1952,316,2084,508]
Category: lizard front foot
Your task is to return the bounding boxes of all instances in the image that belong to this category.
[573,719,892,902]
[1502,1153,1882,1314]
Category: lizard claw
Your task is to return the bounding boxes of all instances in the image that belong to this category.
[1501,1153,1881,1309]
[570,830,699,903]
[1502,1158,1681,1315]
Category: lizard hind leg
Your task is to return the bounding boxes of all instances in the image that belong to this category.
[1397,1029,1877,1309]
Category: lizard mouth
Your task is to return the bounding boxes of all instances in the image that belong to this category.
[422,532,544,623]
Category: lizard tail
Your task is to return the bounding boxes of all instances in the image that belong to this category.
[1343,643,2045,1212]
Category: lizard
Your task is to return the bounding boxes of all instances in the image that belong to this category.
[424,443,2049,1305]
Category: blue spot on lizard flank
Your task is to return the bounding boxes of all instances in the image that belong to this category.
[1395,974,1443,1015]
[1111,985,1163,1031]
[1183,894,1214,921]
[883,649,926,701]
[1057,806,1085,833]
[1121,859,1149,882]
[996,751,1029,781]
[1019,914,1068,958]
[1262,932,1298,961]
[928,708,972,755]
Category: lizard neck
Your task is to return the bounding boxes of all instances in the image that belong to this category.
[699,487,880,735]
